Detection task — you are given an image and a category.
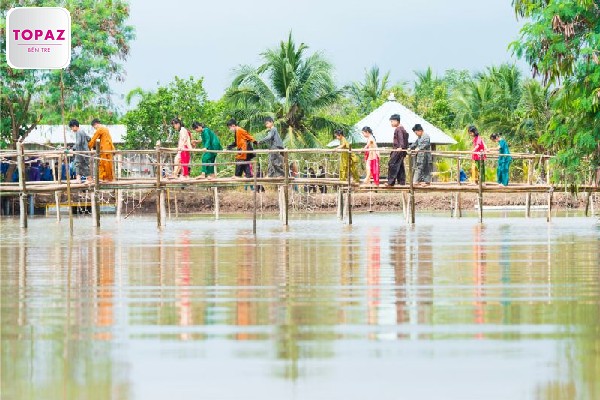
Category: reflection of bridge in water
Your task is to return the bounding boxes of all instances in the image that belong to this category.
[1,142,598,231]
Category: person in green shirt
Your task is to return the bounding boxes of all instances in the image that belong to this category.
[490,133,512,186]
[192,122,222,179]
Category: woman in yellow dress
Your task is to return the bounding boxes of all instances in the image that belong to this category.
[334,129,360,183]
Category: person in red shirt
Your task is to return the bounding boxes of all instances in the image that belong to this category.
[468,125,487,184]
[226,118,256,178]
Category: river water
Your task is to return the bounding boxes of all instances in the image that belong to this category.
[1,214,599,400]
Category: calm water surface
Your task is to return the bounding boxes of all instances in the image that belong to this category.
[1,214,599,400]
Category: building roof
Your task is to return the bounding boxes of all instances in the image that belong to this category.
[22,125,126,145]
[327,94,457,147]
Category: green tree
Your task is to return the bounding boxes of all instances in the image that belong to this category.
[225,33,344,148]
[515,79,552,153]
[0,0,134,148]
[412,68,455,130]
[122,76,224,149]
[349,65,390,114]
[511,0,600,182]
[483,64,522,134]
[451,78,495,129]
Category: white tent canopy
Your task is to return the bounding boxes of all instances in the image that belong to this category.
[327,93,457,147]
[23,125,126,145]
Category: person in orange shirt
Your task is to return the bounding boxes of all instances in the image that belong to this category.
[226,118,256,178]
[88,118,115,182]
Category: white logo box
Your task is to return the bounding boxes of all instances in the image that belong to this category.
[6,7,71,69]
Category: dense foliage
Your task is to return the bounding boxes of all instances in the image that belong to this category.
[121,77,225,149]
[511,0,600,182]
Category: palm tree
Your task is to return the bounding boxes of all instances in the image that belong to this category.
[225,33,344,148]
[349,65,390,113]
[516,79,552,153]
[451,78,496,129]
[483,64,522,133]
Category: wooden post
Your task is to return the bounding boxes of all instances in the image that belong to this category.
[283,152,289,226]
[347,147,352,225]
[54,191,61,222]
[478,158,484,223]
[51,158,57,182]
[525,157,533,218]
[545,158,550,184]
[547,188,553,222]
[253,159,258,234]
[407,151,415,224]
[28,194,35,216]
[16,141,27,228]
[584,171,592,217]
[337,185,343,220]
[155,141,162,228]
[64,152,74,234]
[92,140,101,228]
[453,157,462,218]
[159,190,166,227]
[174,190,179,218]
[401,192,407,220]
[116,153,122,221]
[213,186,219,220]
[116,188,123,222]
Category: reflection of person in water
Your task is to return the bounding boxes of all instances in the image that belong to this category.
[177,231,192,340]
[391,229,407,331]
[366,227,381,329]
[499,225,512,318]
[236,237,257,341]
[473,224,486,339]
[95,235,115,341]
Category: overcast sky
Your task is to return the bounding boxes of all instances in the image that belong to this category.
[113,0,526,109]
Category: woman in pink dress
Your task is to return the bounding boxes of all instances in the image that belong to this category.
[361,126,380,186]
[468,125,486,184]
[171,118,192,179]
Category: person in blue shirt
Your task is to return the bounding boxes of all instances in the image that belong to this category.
[490,133,512,186]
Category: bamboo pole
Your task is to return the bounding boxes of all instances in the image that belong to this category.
[283,152,289,226]
[407,151,415,224]
[17,141,27,228]
[337,186,343,220]
[155,142,162,228]
[92,140,101,228]
[525,157,533,218]
[253,159,258,235]
[174,190,179,218]
[214,186,219,220]
[159,190,166,227]
[454,157,462,218]
[547,188,553,222]
[116,188,123,222]
[116,153,122,221]
[478,158,484,223]
[59,70,73,235]
[54,190,61,221]
[347,147,352,225]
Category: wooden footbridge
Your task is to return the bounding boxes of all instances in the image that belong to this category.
[1,141,598,233]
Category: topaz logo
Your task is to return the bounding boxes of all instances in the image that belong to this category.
[6,7,71,69]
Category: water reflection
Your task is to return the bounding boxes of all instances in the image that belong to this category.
[1,216,599,400]
[473,224,486,338]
